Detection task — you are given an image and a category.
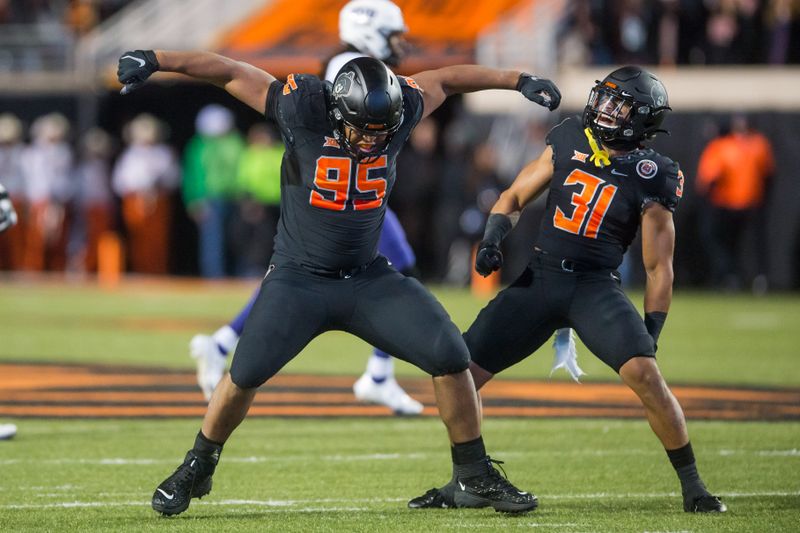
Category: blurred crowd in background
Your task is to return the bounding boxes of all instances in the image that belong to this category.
[0,0,793,291]
[0,104,778,293]
[0,108,285,278]
[559,0,800,66]
[1,1,799,67]
[0,0,128,34]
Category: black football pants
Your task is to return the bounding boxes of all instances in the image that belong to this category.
[465,252,655,375]
[230,256,470,388]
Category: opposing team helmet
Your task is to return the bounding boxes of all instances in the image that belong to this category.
[330,57,404,162]
[583,66,671,148]
[339,0,407,65]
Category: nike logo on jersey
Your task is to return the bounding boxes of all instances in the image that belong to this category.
[610,168,627,177]
[121,55,146,67]
[156,488,175,500]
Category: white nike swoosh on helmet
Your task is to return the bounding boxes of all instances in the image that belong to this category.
[122,55,146,67]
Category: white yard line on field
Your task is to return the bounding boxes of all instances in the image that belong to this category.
[1,490,798,510]
[2,447,798,466]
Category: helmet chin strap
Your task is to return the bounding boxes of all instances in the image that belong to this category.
[583,128,611,168]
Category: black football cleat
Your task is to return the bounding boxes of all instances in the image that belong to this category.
[684,493,727,513]
[408,487,454,509]
[152,451,213,516]
[453,457,538,514]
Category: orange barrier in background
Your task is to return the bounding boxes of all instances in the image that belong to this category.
[97,231,123,288]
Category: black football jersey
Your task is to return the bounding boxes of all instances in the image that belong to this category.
[265,74,424,270]
[536,116,684,269]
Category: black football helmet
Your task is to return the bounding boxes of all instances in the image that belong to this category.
[330,56,403,162]
[583,66,671,149]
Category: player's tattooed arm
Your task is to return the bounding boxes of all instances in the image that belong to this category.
[641,203,675,344]
[411,65,559,119]
[118,50,276,113]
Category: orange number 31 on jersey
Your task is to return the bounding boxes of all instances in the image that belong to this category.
[553,169,618,239]
[310,155,388,211]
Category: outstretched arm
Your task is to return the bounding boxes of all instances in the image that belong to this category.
[641,202,676,347]
[410,65,561,119]
[118,50,276,114]
[474,146,555,276]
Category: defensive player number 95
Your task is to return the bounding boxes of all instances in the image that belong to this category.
[310,155,388,211]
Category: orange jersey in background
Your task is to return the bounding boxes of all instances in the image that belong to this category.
[696,132,774,210]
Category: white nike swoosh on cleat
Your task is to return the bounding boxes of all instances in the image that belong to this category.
[517,491,528,495]
[458,481,466,491]
[121,55,146,67]
[156,488,175,500]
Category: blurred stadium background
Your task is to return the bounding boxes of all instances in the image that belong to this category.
[1,0,799,287]
[0,1,799,531]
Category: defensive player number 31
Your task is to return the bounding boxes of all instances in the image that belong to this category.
[310,155,388,211]
[553,169,618,239]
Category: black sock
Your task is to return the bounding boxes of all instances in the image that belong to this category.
[666,442,706,498]
[193,431,223,469]
[451,436,489,479]
[451,436,486,465]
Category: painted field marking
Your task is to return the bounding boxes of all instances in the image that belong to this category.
[2,490,799,510]
[3,447,800,467]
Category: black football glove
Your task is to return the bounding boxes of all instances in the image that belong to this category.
[117,50,159,95]
[517,73,561,111]
[475,242,503,277]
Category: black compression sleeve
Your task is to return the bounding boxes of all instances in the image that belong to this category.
[481,214,513,247]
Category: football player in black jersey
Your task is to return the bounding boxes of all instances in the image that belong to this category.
[409,66,726,514]
[117,49,561,516]
[188,0,425,415]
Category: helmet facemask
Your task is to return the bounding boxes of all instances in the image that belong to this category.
[333,113,402,163]
[329,57,404,164]
[585,83,636,147]
[582,67,671,150]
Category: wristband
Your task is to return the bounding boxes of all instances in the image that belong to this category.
[515,73,537,92]
[644,311,667,344]
[142,50,160,71]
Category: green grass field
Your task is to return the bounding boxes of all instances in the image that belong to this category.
[1,279,799,531]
